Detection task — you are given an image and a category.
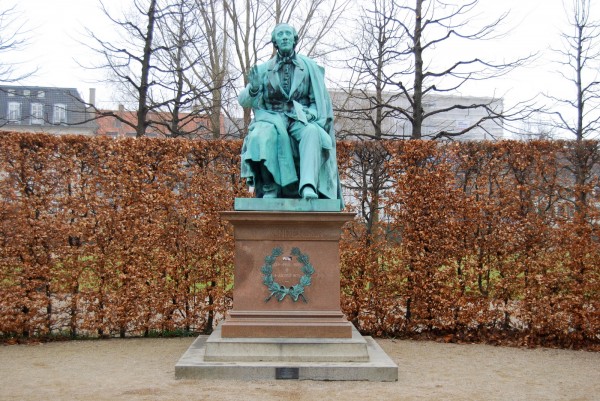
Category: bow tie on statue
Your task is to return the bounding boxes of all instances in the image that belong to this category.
[275,53,299,71]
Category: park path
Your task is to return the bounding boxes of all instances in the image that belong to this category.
[1,336,599,401]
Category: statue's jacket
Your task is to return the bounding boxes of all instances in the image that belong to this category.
[239,54,342,201]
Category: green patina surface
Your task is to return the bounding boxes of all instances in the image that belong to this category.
[234,198,342,212]
[238,23,343,206]
[261,246,314,303]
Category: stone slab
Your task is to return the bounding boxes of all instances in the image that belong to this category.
[234,198,342,212]
[204,324,369,362]
[221,310,353,338]
[175,334,398,382]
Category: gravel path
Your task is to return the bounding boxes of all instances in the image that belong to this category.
[1,337,599,401]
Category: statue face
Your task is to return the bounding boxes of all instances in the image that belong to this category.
[273,25,295,54]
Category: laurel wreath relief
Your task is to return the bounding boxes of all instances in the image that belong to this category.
[261,247,314,303]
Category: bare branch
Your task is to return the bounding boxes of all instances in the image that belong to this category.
[547,0,600,140]
[0,3,37,83]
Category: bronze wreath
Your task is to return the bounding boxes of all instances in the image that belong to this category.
[261,247,314,303]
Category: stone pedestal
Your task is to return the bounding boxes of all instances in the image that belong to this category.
[220,210,355,339]
[175,200,398,381]
[175,326,398,381]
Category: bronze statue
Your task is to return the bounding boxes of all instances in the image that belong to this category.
[239,23,342,202]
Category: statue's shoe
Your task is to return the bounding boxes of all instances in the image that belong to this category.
[301,186,318,200]
[263,189,278,198]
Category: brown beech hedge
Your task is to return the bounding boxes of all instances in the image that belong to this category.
[1,132,598,349]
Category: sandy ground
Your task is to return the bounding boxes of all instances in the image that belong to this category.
[1,337,599,401]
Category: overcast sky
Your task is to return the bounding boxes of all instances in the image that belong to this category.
[9,0,600,117]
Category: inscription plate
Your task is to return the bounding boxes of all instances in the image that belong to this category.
[270,228,327,240]
[272,255,303,287]
[275,367,300,380]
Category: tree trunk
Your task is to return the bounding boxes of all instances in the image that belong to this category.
[136,0,157,137]
[411,0,424,140]
[170,6,186,137]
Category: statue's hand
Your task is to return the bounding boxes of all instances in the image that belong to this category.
[248,66,260,94]
[304,108,317,122]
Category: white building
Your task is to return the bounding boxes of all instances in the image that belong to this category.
[331,90,504,141]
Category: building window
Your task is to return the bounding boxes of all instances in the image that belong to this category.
[23,90,30,96]
[7,102,21,123]
[31,103,44,125]
[7,89,16,97]
[53,103,67,124]
[37,91,45,98]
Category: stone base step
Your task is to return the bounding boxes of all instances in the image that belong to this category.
[175,325,398,382]
[205,324,368,362]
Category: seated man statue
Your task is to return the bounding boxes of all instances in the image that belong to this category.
[239,23,342,203]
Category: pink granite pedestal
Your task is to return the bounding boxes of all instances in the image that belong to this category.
[220,211,355,339]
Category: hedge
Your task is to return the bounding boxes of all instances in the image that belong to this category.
[0,132,598,349]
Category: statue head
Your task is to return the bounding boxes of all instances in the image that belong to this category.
[271,23,298,55]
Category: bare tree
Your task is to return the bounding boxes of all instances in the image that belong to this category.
[332,0,400,237]
[183,0,232,139]
[343,0,534,140]
[79,0,349,138]
[407,0,536,139]
[335,0,540,240]
[83,0,172,137]
[80,0,228,138]
[151,0,223,138]
[0,3,36,83]
[342,142,391,240]
[548,0,600,216]
[549,0,600,141]
[222,0,272,132]
[335,0,406,140]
